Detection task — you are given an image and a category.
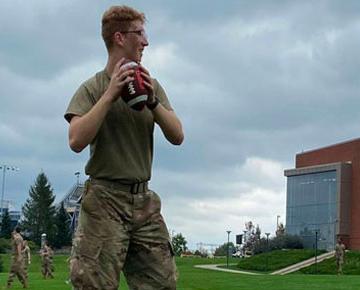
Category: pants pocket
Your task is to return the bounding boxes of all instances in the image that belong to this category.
[70,233,103,289]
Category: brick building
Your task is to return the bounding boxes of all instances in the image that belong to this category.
[284,138,360,250]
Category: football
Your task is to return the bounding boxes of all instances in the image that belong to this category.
[121,61,148,111]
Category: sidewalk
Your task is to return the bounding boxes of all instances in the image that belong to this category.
[194,251,335,275]
[194,264,260,275]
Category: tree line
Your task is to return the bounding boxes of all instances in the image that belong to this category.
[0,172,72,249]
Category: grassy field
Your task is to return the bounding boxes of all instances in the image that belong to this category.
[1,254,360,289]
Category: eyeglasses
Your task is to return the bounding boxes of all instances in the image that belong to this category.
[121,30,148,40]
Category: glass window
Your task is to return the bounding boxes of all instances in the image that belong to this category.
[286,170,337,250]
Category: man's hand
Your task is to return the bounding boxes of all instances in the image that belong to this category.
[106,58,135,102]
[139,65,155,103]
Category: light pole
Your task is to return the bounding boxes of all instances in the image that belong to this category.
[243,230,248,257]
[0,165,19,218]
[265,233,270,272]
[277,215,280,230]
[315,230,318,273]
[226,230,231,268]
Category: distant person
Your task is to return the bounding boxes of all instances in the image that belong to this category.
[335,237,346,275]
[22,240,31,279]
[6,227,28,289]
[40,241,54,279]
[64,4,183,290]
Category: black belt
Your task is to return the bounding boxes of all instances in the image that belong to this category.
[89,178,148,194]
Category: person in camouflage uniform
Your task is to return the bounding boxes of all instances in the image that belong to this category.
[40,241,54,279]
[335,237,346,275]
[21,240,31,280]
[65,5,183,290]
[6,227,28,289]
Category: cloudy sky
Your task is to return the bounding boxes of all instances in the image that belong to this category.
[1,0,360,250]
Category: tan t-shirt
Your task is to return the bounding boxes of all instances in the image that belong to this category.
[65,70,172,182]
[12,233,24,259]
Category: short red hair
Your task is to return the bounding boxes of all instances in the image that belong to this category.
[102,5,146,51]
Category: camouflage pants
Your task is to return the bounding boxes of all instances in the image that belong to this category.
[336,258,344,274]
[23,258,29,280]
[42,258,54,279]
[70,179,177,290]
[7,259,27,288]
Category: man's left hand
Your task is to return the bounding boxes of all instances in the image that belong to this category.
[139,65,155,103]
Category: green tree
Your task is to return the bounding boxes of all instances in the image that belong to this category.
[21,172,57,246]
[243,221,262,255]
[53,202,72,248]
[171,233,187,256]
[0,210,12,239]
[214,242,235,256]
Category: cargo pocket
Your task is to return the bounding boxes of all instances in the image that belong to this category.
[81,184,104,217]
[70,233,103,289]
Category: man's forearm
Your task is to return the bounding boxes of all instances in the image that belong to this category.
[69,92,113,152]
[152,104,184,145]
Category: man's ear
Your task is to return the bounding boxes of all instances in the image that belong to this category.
[114,31,125,47]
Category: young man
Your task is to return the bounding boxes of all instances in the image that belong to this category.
[65,5,183,290]
[6,227,28,289]
[39,241,54,279]
[335,237,346,275]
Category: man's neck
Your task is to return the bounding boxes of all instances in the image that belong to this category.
[105,51,128,76]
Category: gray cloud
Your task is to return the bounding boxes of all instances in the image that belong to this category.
[1,0,360,247]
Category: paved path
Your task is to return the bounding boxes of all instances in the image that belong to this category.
[194,264,260,275]
[194,251,335,275]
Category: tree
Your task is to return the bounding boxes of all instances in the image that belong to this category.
[214,242,235,256]
[21,172,57,246]
[243,221,261,256]
[53,202,72,249]
[0,210,12,239]
[276,222,285,236]
[171,233,187,256]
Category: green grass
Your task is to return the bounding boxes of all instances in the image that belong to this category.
[235,249,326,272]
[1,254,360,290]
[297,251,360,275]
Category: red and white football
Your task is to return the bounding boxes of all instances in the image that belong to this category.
[121,62,148,111]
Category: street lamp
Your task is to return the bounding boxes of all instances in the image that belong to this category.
[242,230,248,257]
[0,165,19,218]
[314,230,320,274]
[265,233,270,272]
[277,215,280,230]
[226,230,231,268]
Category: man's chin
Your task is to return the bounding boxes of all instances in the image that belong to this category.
[127,57,141,64]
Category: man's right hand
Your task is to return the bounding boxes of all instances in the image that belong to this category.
[105,58,135,102]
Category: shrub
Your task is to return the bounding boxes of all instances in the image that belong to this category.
[253,234,303,254]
